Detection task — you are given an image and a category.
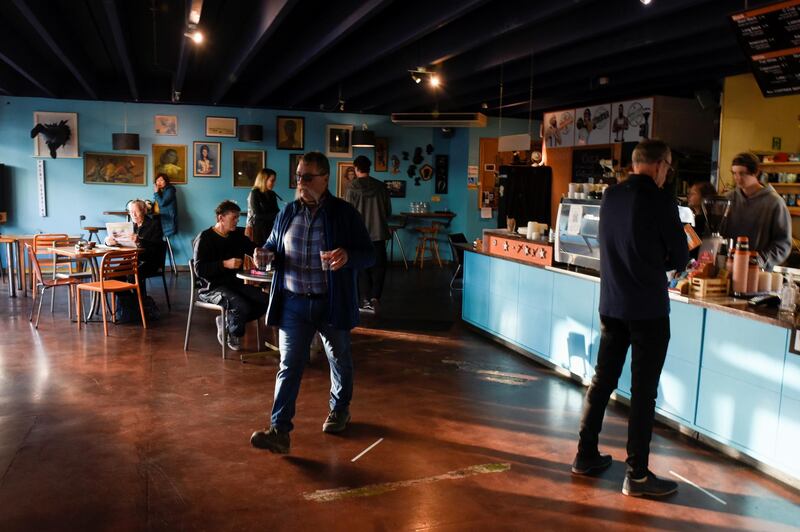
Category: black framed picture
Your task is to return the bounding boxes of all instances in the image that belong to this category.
[385,180,406,198]
[288,153,303,189]
[277,116,304,150]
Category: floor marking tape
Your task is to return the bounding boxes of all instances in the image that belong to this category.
[669,470,727,505]
[303,462,511,503]
[351,438,384,463]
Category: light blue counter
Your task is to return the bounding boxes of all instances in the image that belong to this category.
[462,250,799,486]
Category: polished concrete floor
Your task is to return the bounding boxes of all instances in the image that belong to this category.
[0,266,799,531]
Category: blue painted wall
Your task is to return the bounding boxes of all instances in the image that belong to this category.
[0,96,532,266]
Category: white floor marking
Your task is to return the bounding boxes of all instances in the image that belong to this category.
[669,470,727,505]
[351,438,384,463]
[303,462,511,502]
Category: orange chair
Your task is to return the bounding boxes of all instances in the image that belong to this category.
[413,223,443,269]
[32,233,91,313]
[26,244,83,328]
[76,249,146,335]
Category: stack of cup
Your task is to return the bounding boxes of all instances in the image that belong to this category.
[758,271,772,293]
[526,221,536,240]
[568,183,580,199]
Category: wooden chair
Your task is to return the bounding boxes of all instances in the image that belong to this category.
[26,244,82,328]
[76,249,146,336]
[413,223,443,269]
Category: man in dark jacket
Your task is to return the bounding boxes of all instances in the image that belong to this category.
[572,139,689,498]
[345,155,391,313]
[193,200,266,352]
[250,152,374,454]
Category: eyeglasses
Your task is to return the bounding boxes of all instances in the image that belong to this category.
[295,172,326,182]
[661,159,675,175]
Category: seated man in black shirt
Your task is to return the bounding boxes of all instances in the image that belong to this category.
[193,200,268,351]
[105,199,164,298]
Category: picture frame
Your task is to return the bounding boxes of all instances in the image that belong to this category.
[233,149,265,188]
[205,116,238,137]
[277,116,304,150]
[326,124,353,158]
[385,180,406,198]
[288,153,303,189]
[152,144,188,185]
[154,115,178,135]
[335,161,355,198]
[193,141,221,177]
[32,111,79,158]
[83,152,146,185]
[374,137,388,172]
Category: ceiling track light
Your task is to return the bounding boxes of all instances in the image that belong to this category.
[185,23,203,44]
[408,67,441,88]
[640,0,652,4]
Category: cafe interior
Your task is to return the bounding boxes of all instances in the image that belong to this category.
[1,0,800,529]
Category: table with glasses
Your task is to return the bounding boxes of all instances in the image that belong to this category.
[236,270,280,362]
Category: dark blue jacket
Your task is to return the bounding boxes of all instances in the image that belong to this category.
[598,174,688,320]
[264,194,375,329]
[154,185,178,236]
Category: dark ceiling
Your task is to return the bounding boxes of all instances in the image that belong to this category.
[0,0,773,117]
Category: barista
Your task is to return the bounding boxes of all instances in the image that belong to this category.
[723,152,791,270]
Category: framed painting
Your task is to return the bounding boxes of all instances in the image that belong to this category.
[32,111,79,158]
[205,116,237,137]
[289,153,303,189]
[335,161,355,198]
[83,152,146,185]
[277,116,304,150]
[385,180,406,198]
[193,141,221,177]
[152,144,187,185]
[154,115,178,135]
[374,137,388,172]
[233,149,265,188]
[326,124,353,158]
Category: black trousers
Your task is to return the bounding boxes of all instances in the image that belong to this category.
[199,284,268,337]
[358,240,387,301]
[578,314,670,477]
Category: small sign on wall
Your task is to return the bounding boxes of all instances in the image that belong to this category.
[37,160,46,217]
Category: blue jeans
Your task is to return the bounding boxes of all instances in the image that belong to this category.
[270,292,353,432]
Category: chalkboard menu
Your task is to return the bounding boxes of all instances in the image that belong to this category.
[731,0,800,97]
[572,147,611,183]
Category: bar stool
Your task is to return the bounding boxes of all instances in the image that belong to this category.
[165,236,178,276]
[413,223,443,269]
[386,215,409,270]
[83,226,105,243]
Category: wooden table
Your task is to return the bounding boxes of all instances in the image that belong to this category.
[1,234,82,297]
[400,212,457,226]
[236,270,279,362]
[0,236,17,297]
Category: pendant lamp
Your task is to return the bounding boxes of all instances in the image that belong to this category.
[352,123,375,148]
[238,124,263,142]
[112,104,139,150]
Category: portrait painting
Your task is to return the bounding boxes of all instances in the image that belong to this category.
[277,116,304,150]
[385,180,406,198]
[152,144,187,184]
[83,152,146,185]
[205,116,237,137]
[289,153,303,189]
[32,111,79,158]
[326,124,353,158]
[233,150,265,188]
[193,141,221,177]
[154,115,178,135]
[336,161,355,198]
[374,137,388,172]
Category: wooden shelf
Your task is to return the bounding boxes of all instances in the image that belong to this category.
[771,182,800,188]
[761,162,800,169]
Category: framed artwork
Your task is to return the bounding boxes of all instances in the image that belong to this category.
[385,180,406,198]
[435,154,449,194]
[154,115,178,135]
[152,144,187,185]
[374,137,388,172]
[575,104,611,146]
[193,141,221,177]
[335,161,355,198]
[205,116,237,137]
[543,109,575,148]
[277,116,304,150]
[233,149,265,188]
[326,124,353,158]
[32,111,79,158]
[611,98,653,143]
[288,153,303,189]
[83,152,146,185]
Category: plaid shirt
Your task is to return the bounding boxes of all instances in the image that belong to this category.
[282,200,328,295]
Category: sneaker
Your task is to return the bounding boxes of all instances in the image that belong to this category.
[322,409,351,433]
[359,300,373,313]
[250,426,290,454]
[227,335,241,351]
[370,298,380,315]
[215,316,225,347]
[571,452,613,475]
[622,470,678,497]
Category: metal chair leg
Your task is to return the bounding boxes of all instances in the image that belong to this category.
[221,310,227,360]
[183,298,194,351]
[450,264,462,290]
[161,272,171,310]
[34,286,46,328]
[165,237,177,277]
[394,231,408,270]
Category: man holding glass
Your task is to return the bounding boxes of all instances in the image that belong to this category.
[250,152,373,454]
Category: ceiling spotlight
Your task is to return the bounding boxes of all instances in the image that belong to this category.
[481,102,489,109]
[185,24,203,44]
[430,75,440,87]
[640,0,652,4]
[412,75,422,84]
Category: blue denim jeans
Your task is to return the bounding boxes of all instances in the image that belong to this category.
[270,292,353,432]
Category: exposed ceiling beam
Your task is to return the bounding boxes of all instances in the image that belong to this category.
[173,1,195,101]
[211,0,297,104]
[248,0,394,106]
[0,36,56,97]
[102,0,138,101]
[10,0,97,99]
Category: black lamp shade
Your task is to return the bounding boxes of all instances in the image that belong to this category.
[238,124,263,142]
[352,129,376,147]
[112,133,140,150]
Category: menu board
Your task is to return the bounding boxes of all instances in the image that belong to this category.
[731,0,800,97]
[572,147,611,183]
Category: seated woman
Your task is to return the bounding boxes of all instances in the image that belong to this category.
[105,199,164,298]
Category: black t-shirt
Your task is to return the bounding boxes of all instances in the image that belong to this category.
[193,227,255,292]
